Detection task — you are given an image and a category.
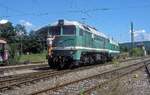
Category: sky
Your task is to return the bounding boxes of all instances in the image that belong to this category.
[0,0,150,43]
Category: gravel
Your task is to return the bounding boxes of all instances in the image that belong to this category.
[91,67,150,95]
[1,58,150,95]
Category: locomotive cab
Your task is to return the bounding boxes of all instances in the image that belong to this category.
[47,20,78,69]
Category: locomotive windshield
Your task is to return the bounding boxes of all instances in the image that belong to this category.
[63,25,76,35]
[49,26,61,35]
[49,25,76,35]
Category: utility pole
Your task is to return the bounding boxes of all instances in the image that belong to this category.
[20,35,22,55]
[48,25,50,35]
[131,22,134,56]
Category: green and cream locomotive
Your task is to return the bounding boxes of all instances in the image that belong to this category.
[47,20,120,69]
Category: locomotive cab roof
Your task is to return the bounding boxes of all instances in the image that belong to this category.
[50,19,119,45]
[51,20,108,38]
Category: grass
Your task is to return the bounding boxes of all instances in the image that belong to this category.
[19,52,47,63]
[112,58,120,67]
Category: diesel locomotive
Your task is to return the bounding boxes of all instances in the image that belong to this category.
[47,20,120,69]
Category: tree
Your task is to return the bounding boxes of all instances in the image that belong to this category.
[24,30,43,53]
[14,24,27,55]
[0,22,16,43]
[130,48,144,57]
[28,28,47,53]
[0,22,46,54]
[0,22,22,63]
[120,46,129,52]
[15,24,27,35]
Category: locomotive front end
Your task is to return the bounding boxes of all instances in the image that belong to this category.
[47,20,78,69]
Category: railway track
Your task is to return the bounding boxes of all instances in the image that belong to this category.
[0,69,69,92]
[26,58,150,95]
[119,56,149,62]
[0,62,111,92]
[0,61,48,73]
[0,56,147,71]
[82,62,150,95]
[0,56,149,95]
[0,56,146,82]
[0,56,148,77]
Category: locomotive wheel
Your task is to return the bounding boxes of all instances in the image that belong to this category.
[69,63,75,69]
[48,57,52,67]
[58,64,65,70]
[101,55,107,63]
[48,56,57,69]
[81,55,89,66]
[89,56,94,64]
[58,57,65,70]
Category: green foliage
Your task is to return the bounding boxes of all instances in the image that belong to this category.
[119,46,129,52]
[0,21,47,59]
[0,21,48,64]
[19,52,46,62]
[0,22,46,54]
[0,22,17,43]
[15,24,27,35]
[29,31,46,53]
[130,48,144,57]
[118,52,129,60]
[8,43,21,64]
[112,58,120,67]
[79,87,84,95]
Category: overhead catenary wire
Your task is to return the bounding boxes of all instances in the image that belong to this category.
[0,2,26,14]
[0,3,150,18]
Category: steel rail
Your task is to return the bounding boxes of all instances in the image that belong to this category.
[0,70,68,91]
[27,59,150,95]
[0,61,47,72]
[0,69,55,86]
[0,62,109,92]
[0,56,147,72]
[82,62,150,95]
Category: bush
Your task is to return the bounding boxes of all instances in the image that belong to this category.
[112,59,120,67]
[118,52,129,59]
[8,43,21,64]
[130,48,144,57]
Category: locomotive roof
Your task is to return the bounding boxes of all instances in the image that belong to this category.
[109,38,119,46]
[51,20,108,39]
[51,20,119,45]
